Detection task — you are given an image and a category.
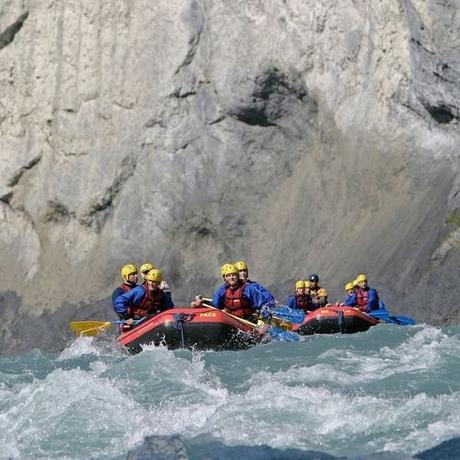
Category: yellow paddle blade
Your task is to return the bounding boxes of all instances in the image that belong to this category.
[76,327,106,337]
[270,316,293,331]
[69,321,113,336]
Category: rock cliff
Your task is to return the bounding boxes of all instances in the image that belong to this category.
[0,0,459,353]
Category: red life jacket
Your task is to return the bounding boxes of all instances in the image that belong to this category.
[128,284,164,318]
[224,283,254,318]
[356,288,369,311]
[296,294,311,312]
[119,283,136,293]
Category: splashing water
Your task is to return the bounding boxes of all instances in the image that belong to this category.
[0,323,459,459]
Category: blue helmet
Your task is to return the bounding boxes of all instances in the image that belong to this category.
[309,274,319,282]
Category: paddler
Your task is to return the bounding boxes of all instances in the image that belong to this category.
[112,264,139,312]
[192,263,275,320]
[343,282,355,303]
[114,268,174,327]
[286,280,312,312]
[234,260,274,300]
[140,262,171,294]
[308,274,328,309]
[344,273,380,312]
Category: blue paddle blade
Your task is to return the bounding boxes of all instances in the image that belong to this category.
[369,309,415,326]
[273,306,305,324]
[269,327,300,342]
[369,310,391,320]
[392,316,416,325]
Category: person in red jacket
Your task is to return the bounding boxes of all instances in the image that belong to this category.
[286,280,312,312]
[192,263,275,319]
[114,269,174,326]
[345,273,380,312]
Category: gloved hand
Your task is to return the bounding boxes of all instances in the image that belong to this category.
[259,304,272,320]
[160,280,170,293]
[191,295,203,308]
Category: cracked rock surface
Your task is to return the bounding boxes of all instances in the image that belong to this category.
[0,0,459,353]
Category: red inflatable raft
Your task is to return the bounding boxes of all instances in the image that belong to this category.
[292,305,380,335]
[116,307,264,353]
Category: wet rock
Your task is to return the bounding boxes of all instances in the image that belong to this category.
[127,435,188,460]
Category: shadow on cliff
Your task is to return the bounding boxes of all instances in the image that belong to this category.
[0,290,113,354]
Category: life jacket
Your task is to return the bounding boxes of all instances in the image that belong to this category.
[356,288,369,311]
[119,283,136,293]
[310,286,328,306]
[224,283,254,318]
[295,294,311,312]
[128,284,164,318]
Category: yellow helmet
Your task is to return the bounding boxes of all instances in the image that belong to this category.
[352,279,359,288]
[121,264,138,282]
[140,263,155,275]
[304,281,311,288]
[221,263,238,277]
[295,280,305,289]
[356,273,368,283]
[145,269,162,283]
[234,261,248,271]
[345,282,354,292]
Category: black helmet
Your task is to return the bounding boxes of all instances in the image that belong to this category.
[309,274,319,282]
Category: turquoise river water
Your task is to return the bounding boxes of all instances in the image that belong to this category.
[1,323,459,459]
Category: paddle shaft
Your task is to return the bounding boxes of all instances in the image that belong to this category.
[201,302,259,329]
[69,318,145,336]
[201,297,292,330]
[69,320,121,333]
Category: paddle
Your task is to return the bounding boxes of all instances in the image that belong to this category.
[201,301,260,329]
[265,315,293,331]
[369,309,416,326]
[69,318,145,336]
[369,301,416,326]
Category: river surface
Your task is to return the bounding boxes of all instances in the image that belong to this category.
[1,323,460,459]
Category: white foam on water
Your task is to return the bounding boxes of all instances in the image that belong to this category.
[380,325,453,366]
[144,326,459,457]
[1,324,459,459]
[304,325,460,388]
[57,336,102,359]
[182,370,460,457]
[376,391,460,453]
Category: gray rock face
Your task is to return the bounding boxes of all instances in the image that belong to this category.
[0,0,459,353]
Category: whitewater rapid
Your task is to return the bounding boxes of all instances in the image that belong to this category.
[1,323,459,459]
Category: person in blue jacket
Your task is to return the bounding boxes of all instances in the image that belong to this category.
[286,280,312,312]
[344,273,379,312]
[114,268,173,326]
[192,263,275,320]
[343,282,355,304]
[234,260,274,300]
[112,264,139,308]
